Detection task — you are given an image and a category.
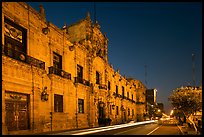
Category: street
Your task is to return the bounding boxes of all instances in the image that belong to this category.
[50,119,183,135]
[90,123,182,135]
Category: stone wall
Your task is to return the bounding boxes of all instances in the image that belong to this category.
[2,2,147,135]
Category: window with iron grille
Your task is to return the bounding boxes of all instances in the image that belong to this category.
[53,52,62,69]
[54,94,63,112]
[4,17,27,57]
[96,71,100,84]
[78,99,84,113]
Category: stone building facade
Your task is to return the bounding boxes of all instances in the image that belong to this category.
[2,2,146,135]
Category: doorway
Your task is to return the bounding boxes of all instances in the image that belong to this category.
[5,92,30,131]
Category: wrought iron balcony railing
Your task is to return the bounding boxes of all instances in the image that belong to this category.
[74,77,90,86]
[99,84,107,90]
[136,101,145,104]
[131,100,136,103]
[3,45,45,69]
[49,66,71,80]
[113,92,120,98]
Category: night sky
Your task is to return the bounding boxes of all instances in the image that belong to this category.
[27,2,202,114]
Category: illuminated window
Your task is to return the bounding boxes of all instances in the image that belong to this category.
[78,99,84,113]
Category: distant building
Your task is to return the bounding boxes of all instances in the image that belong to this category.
[145,89,157,119]
[146,89,157,105]
[156,103,164,113]
[2,2,147,135]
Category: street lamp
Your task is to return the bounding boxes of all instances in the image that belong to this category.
[170,110,174,116]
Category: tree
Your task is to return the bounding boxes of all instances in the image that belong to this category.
[168,86,202,132]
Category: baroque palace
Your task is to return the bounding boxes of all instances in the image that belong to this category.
[2,2,146,135]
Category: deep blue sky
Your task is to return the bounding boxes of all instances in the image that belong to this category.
[28,2,202,114]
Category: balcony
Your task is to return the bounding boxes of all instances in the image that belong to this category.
[49,66,71,80]
[136,101,145,104]
[131,100,136,103]
[113,92,120,98]
[99,84,107,90]
[3,45,45,69]
[74,77,90,86]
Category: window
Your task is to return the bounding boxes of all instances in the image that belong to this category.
[116,106,119,115]
[53,52,62,69]
[132,94,134,100]
[78,99,84,113]
[54,94,63,112]
[96,71,100,84]
[116,85,118,95]
[108,81,111,90]
[128,108,130,116]
[4,17,27,56]
[110,104,112,114]
[77,64,83,83]
[132,109,134,116]
[122,86,124,97]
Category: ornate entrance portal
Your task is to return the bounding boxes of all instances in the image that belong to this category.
[98,103,105,119]
[98,101,105,126]
[5,92,30,131]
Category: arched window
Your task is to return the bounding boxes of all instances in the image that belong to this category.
[96,71,100,84]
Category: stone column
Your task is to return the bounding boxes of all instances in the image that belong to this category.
[2,80,8,135]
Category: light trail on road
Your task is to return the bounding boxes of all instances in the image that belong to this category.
[70,120,157,135]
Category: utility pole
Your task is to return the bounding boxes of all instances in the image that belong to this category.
[192,53,195,87]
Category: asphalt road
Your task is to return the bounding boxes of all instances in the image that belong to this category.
[50,119,183,135]
[90,123,182,135]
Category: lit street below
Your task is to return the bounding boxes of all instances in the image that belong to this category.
[51,119,182,135]
[89,123,182,135]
